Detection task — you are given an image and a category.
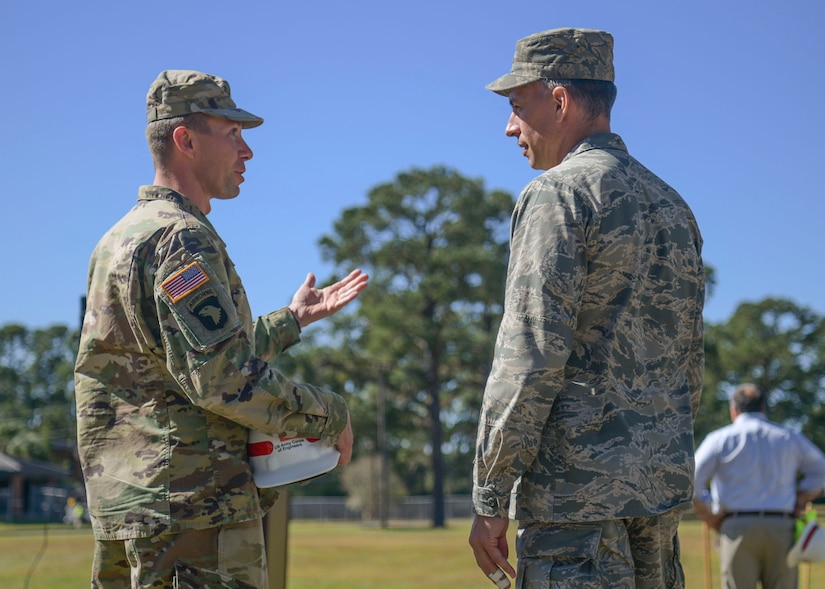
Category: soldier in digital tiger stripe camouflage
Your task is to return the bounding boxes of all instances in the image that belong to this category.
[469,29,704,589]
[75,70,368,589]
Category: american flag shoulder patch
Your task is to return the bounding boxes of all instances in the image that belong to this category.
[161,262,210,302]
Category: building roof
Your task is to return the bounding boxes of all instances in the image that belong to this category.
[0,452,70,480]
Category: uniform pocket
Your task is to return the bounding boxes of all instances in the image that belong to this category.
[173,561,256,589]
[517,524,610,588]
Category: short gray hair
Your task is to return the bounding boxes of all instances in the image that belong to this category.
[543,78,617,121]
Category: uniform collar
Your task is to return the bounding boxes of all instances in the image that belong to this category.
[137,185,209,221]
[562,132,627,164]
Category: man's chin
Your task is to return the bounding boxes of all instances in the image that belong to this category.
[528,158,552,171]
[214,189,241,201]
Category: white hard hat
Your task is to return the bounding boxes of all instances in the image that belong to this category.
[787,520,825,567]
[247,430,340,488]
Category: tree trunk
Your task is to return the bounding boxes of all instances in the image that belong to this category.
[429,384,445,527]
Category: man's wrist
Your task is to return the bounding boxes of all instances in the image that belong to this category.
[287,306,303,330]
[473,486,509,518]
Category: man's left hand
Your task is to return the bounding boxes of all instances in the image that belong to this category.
[469,515,515,589]
[289,269,369,327]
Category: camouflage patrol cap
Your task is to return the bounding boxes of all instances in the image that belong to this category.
[487,28,614,95]
[146,70,263,128]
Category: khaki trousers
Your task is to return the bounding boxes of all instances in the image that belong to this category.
[719,515,796,589]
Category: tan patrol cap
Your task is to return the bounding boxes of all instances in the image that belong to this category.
[146,70,263,128]
[487,28,614,96]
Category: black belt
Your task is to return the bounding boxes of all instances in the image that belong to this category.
[722,510,794,520]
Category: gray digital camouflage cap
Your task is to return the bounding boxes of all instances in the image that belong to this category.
[146,70,264,128]
[487,28,614,95]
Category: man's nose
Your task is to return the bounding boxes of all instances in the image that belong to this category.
[240,137,253,160]
[505,112,519,137]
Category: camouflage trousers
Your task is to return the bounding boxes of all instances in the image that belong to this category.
[515,510,685,588]
[91,517,269,589]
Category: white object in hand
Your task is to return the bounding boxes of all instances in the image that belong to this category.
[247,430,340,488]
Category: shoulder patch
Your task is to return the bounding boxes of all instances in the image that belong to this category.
[157,256,241,351]
[186,288,229,331]
[162,262,210,302]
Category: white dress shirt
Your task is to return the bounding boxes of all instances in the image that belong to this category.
[694,412,825,513]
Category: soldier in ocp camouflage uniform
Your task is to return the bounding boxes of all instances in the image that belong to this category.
[468,29,704,589]
[75,70,368,589]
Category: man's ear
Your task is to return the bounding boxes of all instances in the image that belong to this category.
[551,85,569,120]
[172,125,196,160]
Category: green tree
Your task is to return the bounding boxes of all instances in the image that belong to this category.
[0,324,78,464]
[313,165,514,527]
[697,298,825,447]
[0,324,29,451]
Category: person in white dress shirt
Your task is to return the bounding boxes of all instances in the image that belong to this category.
[693,383,825,588]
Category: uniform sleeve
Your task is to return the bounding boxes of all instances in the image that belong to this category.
[253,308,302,362]
[687,239,705,418]
[688,314,704,418]
[473,177,587,517]
[153,229,348,443]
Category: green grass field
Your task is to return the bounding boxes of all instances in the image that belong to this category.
[1,518,823,588]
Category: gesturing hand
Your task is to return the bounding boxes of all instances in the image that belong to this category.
[289,269,369,328]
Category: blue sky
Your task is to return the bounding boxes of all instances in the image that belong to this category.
[2,0,823,329]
